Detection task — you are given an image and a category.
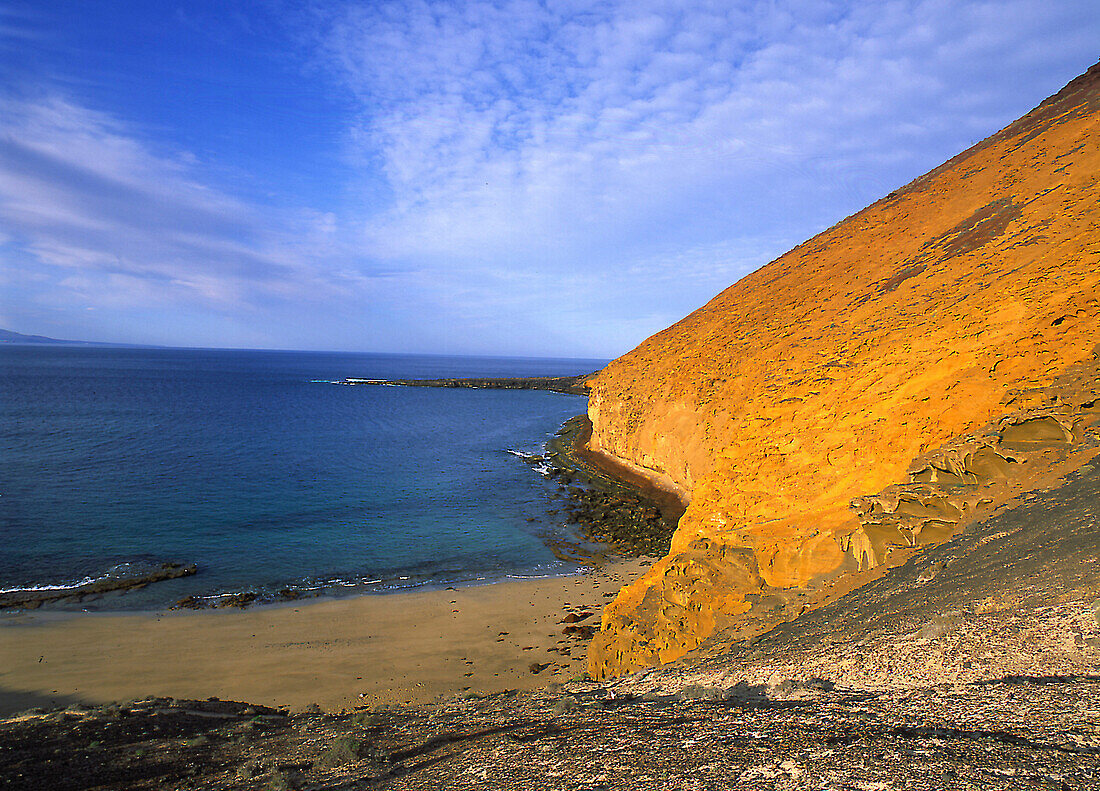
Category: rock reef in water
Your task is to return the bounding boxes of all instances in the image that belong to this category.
[587,62,1100,678]
[345,375,591,396]
[0,563,198,610]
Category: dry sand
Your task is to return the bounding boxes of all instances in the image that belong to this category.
[0,559,652,716]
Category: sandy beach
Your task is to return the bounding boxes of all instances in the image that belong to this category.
[0,559,652,717]
[0,411,671,719]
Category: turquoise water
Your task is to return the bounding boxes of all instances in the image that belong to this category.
[0,346,605,609]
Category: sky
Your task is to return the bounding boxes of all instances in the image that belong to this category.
[0,1,1097,358]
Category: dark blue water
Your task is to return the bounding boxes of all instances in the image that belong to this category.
[0,346,605,609]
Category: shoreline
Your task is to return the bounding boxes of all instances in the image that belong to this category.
[541,415,682,557]
[0,406,675,718]
[561,414,688,523]
[0,557,654,717]
[4,411,659,614]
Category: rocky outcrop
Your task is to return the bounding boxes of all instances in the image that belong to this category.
[0,563,198,610]
[609,454,1100,699]
[587,62,1100,678]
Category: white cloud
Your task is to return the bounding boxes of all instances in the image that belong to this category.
[317,0,1099,284]
[0,95,384,316]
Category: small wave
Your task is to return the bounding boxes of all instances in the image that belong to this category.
[0,562,158,594]
[321,578,382,588]
[0,559,191,604]
[295,576,385,591]
[505,448,538,460]
[506,448,554,476]
[0,575,104,594]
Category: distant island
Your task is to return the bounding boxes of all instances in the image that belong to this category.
[0,330,159,349]
[2,327,113,347]
[1,328,80,344]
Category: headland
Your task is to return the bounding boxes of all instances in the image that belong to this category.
[585,58,1100,679]
[340,374,592,396]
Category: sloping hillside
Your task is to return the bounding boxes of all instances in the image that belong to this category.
[587,62,1100,678]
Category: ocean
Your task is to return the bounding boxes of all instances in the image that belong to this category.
[0,346,606,610]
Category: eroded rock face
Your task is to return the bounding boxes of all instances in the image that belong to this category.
[587,62,1100,679]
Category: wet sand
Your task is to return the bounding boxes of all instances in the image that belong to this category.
[0,559,652,717]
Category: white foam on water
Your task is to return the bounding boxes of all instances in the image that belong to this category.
[0,575,104,594]
[506,447,556,477]
[1,560,179,596]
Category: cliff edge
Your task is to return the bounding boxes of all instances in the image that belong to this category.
[587,61,1100,678]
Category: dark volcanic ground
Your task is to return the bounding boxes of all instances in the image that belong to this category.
[2,670,1098,790]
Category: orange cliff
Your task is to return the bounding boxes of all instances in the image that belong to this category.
[586,62,1100,679]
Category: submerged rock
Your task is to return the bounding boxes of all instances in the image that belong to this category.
[0,563,198,610]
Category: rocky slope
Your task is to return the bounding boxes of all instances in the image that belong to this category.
[7,676,1099,791]
[586,61,1100,678]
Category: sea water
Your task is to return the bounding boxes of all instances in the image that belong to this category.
[0,346,606,610]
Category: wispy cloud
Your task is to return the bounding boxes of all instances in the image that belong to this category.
[317,0,1097,286]
[0,96,384,327]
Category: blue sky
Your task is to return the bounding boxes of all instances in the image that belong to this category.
[1,1,1097,357]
